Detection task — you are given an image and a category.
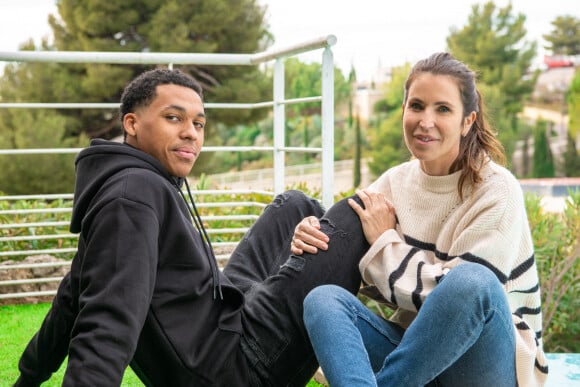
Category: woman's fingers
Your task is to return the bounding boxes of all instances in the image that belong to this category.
[348,189,396,244]
[291,216,329,255]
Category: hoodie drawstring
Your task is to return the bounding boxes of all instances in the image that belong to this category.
[177,178,224,300]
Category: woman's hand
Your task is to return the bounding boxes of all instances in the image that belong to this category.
[290,216,330,255]
[348,189,396,245]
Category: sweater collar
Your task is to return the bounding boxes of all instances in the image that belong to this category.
[411,159,462,194]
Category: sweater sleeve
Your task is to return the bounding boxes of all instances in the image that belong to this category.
[63,198,159,386]
[359,229,447,312]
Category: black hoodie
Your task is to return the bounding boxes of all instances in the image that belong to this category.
[17,139,248,386]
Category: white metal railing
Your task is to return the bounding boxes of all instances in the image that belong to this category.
[0,189,270,299]
[0,35,336,206]
[0,189,269,258]
[0,37,336,300]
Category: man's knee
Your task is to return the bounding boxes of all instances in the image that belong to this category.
[276,190,324,215]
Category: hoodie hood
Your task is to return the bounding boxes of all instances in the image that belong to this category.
[71,139,180,233]
[70,138,223,299]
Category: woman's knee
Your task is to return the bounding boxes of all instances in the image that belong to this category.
[440,262,503,299]
[303,285,351,321]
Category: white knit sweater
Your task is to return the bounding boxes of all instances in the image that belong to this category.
[359,159,548,386]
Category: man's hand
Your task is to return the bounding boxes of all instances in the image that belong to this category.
[290,216,329,255]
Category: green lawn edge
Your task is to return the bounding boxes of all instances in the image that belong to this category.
[0,303,323,386]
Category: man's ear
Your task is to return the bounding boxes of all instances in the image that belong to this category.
[123,113,138,138]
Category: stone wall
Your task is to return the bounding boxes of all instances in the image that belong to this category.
[0,255,70,305]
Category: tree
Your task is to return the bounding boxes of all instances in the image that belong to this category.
[568,69,580,141]
[282,58,352,162]
[0,0,274,192]
[366,63,412,176]
[0,108,85,194]
[532,120,555,178]
[2,0,272,139]
[353,115,361,188]
[284,58,351,117]
[563,131,580,177]
[543,15,580,56]
[563,69,580,178]
[367,107,410,177]
[446,2,537,130]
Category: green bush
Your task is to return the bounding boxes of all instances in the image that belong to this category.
[0,195,76,260]
[526,190,580,352]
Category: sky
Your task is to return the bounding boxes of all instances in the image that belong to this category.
[0,0,578,81]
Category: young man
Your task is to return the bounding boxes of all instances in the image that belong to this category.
[15,68,370,386]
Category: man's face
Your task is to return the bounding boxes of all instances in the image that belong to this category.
[124,84,206,177]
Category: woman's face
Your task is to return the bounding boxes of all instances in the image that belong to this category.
[402,73,476,176]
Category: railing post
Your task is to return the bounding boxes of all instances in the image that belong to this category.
[321,46,335,208]
[273,58,285,195]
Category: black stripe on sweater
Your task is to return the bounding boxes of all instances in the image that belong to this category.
[403,234,509,284]
[404,234,436,252]
[515,320,530,331]
[388,247,420,306]
[513,306,542,318]
[508,254,535,281]
[458,253,509,284]
[535,359,549,374]
[412,261,425,310]
[509,283,539,294]
[514,321,543,341]
[515,321,543,340]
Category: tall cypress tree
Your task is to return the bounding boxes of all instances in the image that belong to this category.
[533,121,555,178]
[353,115,361,188]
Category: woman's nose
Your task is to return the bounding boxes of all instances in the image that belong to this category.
[419,112,435,129]
[419,119,434,129]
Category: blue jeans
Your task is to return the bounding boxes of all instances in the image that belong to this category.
[303,263,516,387]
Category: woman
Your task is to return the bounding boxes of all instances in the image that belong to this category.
[292,52,548,386]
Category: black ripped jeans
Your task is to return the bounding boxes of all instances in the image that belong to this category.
[224,190,370,387]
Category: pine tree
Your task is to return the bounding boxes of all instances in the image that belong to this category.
[543,15,580,55]
[0,0,274,192]
[446,2,537,131]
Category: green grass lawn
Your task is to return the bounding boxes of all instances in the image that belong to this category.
[0,303,142,386]
[1,303,323,386]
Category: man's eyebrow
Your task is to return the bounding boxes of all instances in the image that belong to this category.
[164,104,206,118]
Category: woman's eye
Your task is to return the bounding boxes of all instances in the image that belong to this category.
[438,106,450,113]
[409,102,422,110]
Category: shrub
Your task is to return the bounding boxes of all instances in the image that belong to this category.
[526,190,580,352]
